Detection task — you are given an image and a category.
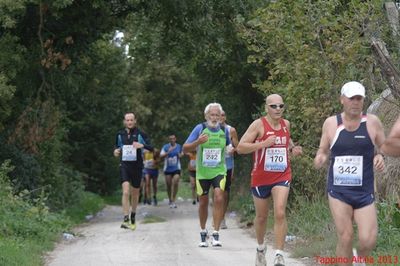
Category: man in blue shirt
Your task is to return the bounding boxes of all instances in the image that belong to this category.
[160,134,183,208]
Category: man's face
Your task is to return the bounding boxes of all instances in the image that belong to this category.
[206,107,221,128]
[169,135,176,145]
[265,96,285,119]
[124,113,136,129]
[341,95,364,116]
[220,112,226,124]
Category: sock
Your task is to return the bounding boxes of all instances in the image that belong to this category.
[275,249,283,256]
[200,228,207,233]
[257,244,265,251]
[130,212,136,224]
[123,215,129,222]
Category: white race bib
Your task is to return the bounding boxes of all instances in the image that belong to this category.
[122,145,137,161]
[264,147,287,172]
[202,148,222,167]
[167,156,178,166]
[189,160,196,168]
[333,156,363,186]
[144,159,154,169]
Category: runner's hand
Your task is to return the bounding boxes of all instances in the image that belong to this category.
[314,153,328,169]
[373,154,385,172]
[261,135,276,148]
[197,133,208,145]
[132,142,144,149]
[113,148,121,157]
[291,146,303,156]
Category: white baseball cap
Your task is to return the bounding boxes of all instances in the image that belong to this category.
[341,81,365,98]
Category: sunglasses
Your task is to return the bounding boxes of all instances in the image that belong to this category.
[268,104,285,109]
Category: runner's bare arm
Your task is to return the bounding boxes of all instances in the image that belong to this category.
[230,127,239,148]
[314,118,332,169]
[381,116,400,157]
[369,114,385,171]
[183,133,208,153]
[236,119,275,154]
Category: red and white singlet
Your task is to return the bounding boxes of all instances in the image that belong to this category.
[251,117,292,187]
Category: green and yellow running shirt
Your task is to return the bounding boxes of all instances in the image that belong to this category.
[185,123,230,180]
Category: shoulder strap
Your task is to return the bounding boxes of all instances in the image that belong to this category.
[336,114,343,126]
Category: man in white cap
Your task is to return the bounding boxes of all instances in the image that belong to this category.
[314,81,385,265]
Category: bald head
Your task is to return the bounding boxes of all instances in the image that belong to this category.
[266,94,283,105]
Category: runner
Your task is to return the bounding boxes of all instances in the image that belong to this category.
[143,148,161,205]
[381,115,400,157]
[236,94,302,266]
[183,102,231,248]
[186,150,198,205]
[160,134,183,208]
[113,112,153,230]
[314,81,385,266]
[219,110,239,229]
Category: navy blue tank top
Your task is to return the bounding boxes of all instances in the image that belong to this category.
[327,113,375,194]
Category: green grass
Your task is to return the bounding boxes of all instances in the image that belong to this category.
[286,196,400,263]
[0,190,104,266]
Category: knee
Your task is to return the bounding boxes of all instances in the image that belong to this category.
[255,213,268,225]
[359,231,377,251]
[274,208,286,223]
[122,190,130,198]
[199,196,208,207]
[213,192,224,205]
[337,230,354,246]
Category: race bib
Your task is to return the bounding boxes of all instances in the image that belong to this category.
[202,148,222,167]
[167,156,178,166]
[144,159,154,169]
[189,160,196,168]
[264,147,287,172]
[333,156,363,186]
[122,145,137,161]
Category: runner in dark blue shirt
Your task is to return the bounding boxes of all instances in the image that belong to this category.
[114,112,153,230]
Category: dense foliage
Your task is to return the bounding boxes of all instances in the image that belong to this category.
[1,0,399,262]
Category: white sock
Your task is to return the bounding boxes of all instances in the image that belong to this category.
[275,249,283,256]
[200,228,207,233]
[257,244,265,251]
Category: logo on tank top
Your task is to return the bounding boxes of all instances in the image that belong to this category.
[354,135,366,139]
[266,131,275,135]
[275,136,287,145]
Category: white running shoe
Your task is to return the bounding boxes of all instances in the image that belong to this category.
[199,231,208,247]
[274,254,285,266]
[255,248,267,266]
[211,232,222,247]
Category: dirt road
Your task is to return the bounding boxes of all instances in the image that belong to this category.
[45,199,308,266]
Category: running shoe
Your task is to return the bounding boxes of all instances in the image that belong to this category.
[274,254,285,266]
[211,231,222,247]
[255,248,267,266]
[129,222,136,230]
[199,231,208,247]
[171,202,177,208]
[220,219,228,229]
[192,200,196,205]
[120,220,130,229]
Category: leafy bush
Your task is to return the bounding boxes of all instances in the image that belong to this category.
[374,200,400,256]
[0,160,105,265]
